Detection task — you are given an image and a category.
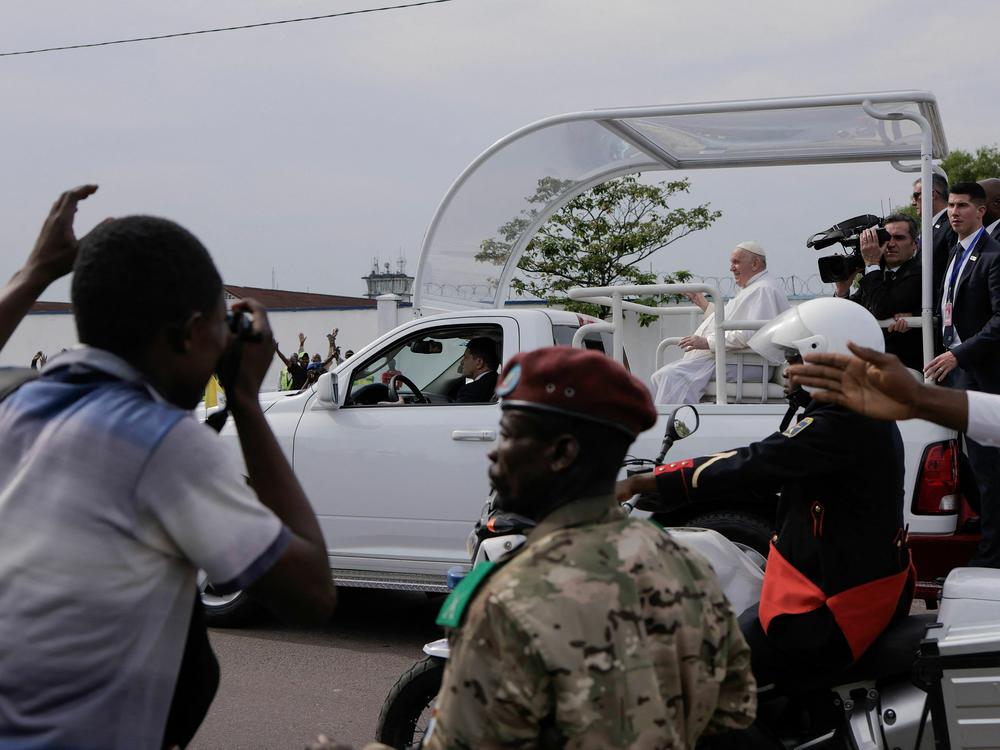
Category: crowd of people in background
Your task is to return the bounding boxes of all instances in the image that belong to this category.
[275,329,354,391]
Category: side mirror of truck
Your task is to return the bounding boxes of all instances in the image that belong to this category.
[313,371,340,410]
[667,404,699,441]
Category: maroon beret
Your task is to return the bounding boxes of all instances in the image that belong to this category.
[496,346,657,437]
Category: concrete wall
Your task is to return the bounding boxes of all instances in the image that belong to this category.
[1,312,78,370]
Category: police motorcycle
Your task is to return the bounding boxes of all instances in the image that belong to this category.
[376,391,1000,749]
[374,405,766,748]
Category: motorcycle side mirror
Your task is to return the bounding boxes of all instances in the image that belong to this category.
[667,404,699,441]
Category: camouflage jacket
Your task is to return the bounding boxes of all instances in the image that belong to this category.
[421,494,756,750]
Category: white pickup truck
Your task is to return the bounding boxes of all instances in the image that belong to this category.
[207,91,976,624]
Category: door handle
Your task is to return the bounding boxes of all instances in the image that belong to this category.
[451,430,497,442]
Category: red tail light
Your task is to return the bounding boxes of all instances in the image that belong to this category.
[913,440,959,515]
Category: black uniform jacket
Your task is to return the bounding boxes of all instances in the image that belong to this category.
[646,400,911,663]
[932,213,958,309]
[848,255,923,370]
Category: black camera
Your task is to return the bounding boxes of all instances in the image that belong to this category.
[807,214,891,283]
[225,310,263,343]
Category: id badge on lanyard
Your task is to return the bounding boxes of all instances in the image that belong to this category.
[943,302,953,327]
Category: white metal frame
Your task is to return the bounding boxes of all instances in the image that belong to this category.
[569,284,922,404]
[568,283,774,404]
[414,91,945,403]
[415,91,944,314]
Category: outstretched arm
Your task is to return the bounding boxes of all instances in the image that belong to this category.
[788,343,969,430]
[0,185,98,350]
[274,342,292,367]
[321,330,339,368]
[229,300,336,624]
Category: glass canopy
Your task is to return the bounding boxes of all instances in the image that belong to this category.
[413,91,946,312]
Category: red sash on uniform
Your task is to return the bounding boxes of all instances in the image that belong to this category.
[758,542,914,661]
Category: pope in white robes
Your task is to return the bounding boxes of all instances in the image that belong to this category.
[651,241,790,404]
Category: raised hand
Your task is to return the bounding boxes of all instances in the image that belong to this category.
[25,185,99,287]
[788,343,920,421]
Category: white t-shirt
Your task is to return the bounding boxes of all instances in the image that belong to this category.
[967,390,1000,448]
[0,348,287,749]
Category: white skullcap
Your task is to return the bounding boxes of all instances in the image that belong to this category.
[735,240,766,257]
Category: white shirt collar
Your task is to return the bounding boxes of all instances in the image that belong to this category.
[959,226,984,250]
[987,218,1000,236]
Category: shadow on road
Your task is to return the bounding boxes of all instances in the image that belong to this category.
[221,587,446,647]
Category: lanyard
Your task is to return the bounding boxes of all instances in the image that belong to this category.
[946,228,983,303]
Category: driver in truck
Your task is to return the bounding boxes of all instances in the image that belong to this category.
[364,336,501,405]
[617,297,915,704]
[453,336,499,402]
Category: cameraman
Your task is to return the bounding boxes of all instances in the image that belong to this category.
[0,187,335,750]
[834,214,922,370]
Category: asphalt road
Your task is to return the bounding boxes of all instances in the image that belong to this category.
[185,590,933,750]
[189,588,445,750]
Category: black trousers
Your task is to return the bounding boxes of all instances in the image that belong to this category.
[161,592,220,749]
[946,366,1000,568]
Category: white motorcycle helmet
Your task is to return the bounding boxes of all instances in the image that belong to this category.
[749,297,884,369]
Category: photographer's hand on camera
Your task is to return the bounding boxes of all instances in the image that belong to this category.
[859,226,885,266]
[221,298,275,412]
[220,299,336,624]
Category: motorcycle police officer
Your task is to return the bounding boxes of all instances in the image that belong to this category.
[339,347,756,750]
[618,298,914,691]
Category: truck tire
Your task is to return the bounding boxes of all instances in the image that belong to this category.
[199,576,263,628]
[376,655,445,749]
[681,511,772,557]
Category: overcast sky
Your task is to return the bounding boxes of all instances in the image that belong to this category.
[2,0,998,304]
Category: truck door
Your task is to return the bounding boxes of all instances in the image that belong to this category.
[292,317,519,582]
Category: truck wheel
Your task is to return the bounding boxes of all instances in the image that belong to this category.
[376,656,445,749]
[682,511,772,557]
[198,572,263,628]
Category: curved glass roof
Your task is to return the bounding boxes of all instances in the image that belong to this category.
[413,91,945,312]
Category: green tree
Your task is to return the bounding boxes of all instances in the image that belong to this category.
[891,145,1000,217]
[940,145,1000,184]
[476,175,720,320]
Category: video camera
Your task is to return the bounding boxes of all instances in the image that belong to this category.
[807,214,890,283]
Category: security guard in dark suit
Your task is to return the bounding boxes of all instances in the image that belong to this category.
[912,172,956,317]
[619,298,914,689]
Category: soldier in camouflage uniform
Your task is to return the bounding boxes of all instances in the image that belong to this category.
[412,347,755,749]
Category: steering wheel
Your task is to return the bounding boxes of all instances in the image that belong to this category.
[387,373,428,404]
